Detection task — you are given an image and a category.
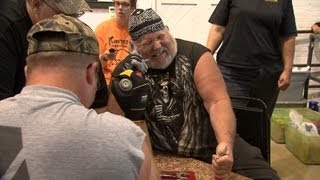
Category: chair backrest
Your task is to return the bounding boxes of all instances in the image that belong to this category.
[231,96,270,163]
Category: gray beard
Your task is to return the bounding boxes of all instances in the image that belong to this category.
[145,55,173,69]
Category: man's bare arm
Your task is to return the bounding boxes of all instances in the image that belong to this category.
[139,138,160,180]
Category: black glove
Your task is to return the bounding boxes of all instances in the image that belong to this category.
[111,54,151,120]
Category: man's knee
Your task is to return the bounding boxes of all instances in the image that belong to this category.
[232,135,280,180]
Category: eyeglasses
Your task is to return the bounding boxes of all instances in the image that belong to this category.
[114,1,130,8]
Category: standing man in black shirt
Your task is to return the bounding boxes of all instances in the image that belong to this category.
[0,0,108,111]
[206,0,297,120]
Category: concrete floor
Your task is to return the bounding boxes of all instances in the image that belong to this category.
[271,89,320,180]
[270,140,320,180]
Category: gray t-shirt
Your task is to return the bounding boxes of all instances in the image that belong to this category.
[0,86,145,180]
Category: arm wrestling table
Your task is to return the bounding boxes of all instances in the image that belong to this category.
[133,120,251,180]
[154,152,251,180]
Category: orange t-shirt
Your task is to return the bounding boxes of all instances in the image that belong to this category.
[95,18,131,85]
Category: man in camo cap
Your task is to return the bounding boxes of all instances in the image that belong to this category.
[0,0,108,113]
[27,14,99,58]
[0,14,158,180]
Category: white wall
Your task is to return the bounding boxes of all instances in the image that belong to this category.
[155,0,216,45]
[79,8,109,31]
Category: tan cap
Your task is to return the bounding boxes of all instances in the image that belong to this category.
[27,14,99,56]
[43,0,92,16]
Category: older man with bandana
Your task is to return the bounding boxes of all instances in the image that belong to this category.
[111,8,281,180]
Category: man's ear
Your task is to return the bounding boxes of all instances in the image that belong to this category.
[86,61,99,86]
[26,0,42,23]
[24,65,28,78]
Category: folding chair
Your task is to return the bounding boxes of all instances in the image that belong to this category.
[305,33,320,98]
[231,96,270,164]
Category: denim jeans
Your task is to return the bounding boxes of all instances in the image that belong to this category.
[218,63,281,120]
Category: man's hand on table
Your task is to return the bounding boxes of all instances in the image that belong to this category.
[212,142,234,179]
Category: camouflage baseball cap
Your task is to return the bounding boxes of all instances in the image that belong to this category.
[43,0,92,16]
[27,14,99,56]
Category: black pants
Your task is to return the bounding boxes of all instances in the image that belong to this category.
[198,135,280,180]
[216,64,281,179]
[218,64,281,122]
[232,135,280,180]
